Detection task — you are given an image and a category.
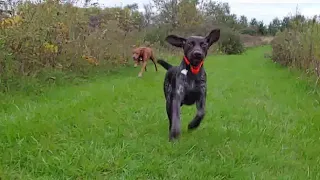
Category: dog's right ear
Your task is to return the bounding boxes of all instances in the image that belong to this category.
[206,29,220,47]
[165,35,186,48]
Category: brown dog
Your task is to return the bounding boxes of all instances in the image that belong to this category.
[132,47,158,77]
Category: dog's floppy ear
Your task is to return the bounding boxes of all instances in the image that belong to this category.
[165,35,186,48]
[133,48,139,54]
[206,29,220,47]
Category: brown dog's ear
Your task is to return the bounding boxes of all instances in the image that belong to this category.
[206,29,220,47]
[133,47,140,53]
[165,35,186,48]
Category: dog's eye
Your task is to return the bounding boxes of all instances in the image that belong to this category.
[187,42,194,47]
[201,43,208,48]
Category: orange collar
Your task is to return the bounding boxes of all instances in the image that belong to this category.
[183,56,203,74]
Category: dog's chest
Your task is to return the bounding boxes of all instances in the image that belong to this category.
[184,78,198,92]
[180,71,201,93]
[181,78,201,105]
[174,69,205,105]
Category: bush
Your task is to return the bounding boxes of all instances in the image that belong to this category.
[218,28,245,55]
[271,17,320,78]
[270,31,294,66]
[0,1,144,92]
[240,27,257,36]
[143,26,170,47]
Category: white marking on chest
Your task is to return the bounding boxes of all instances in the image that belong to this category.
[181,69,188,75]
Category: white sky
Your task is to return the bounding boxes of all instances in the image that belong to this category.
[80,0,320,24]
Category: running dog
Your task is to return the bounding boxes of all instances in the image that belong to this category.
[132,47,158,77]
[157,29,221,141]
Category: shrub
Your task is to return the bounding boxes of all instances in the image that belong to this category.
[143,26,170,47]
[270,30,294,66]
[271,16,320,78]
[0,1,144,92]
[218,28,245,55]
[240,27,257,36]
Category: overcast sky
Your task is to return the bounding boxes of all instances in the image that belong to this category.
[86,0,320,24]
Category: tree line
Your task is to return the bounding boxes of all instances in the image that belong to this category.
[92,0,310,38]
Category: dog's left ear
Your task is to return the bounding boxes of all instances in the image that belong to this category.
[165,35,186,48]
[206,29,220,47]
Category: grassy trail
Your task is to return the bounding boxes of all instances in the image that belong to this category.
[1,46,320,179]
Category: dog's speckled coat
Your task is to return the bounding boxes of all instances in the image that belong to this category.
[157,29,221,141]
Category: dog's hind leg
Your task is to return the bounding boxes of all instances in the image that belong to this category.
[188,96,206,130]
[166,101,172,131]
[150,56,158,72]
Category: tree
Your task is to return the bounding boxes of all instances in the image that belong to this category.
[268,17,281,35]
[257,21,267,35]
[239,15,248,27]
[143,3,154,27]
[250,18,258,26]
[153,0,179,29]
[0,0,14,17]
[177,0,202,30]
[124,3,139,11]
[281,16,290,31]
[204,1,231,24]
[225,13,238,29]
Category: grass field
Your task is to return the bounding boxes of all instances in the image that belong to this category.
[1,46,320,179]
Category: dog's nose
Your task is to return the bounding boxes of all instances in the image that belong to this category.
[193,51,202,58]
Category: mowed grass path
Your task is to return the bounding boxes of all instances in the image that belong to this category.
[1,46,320,179]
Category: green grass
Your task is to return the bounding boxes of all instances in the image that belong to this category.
[1,46,320,179]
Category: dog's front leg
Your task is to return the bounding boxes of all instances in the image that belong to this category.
[134,60,139,67]
[170,83,185,141]
[188,93,206,130]
[138,61,147,77]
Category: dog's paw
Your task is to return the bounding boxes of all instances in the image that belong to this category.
[138,73,142,78]
[169,128,180,141]
[188,120,201,130]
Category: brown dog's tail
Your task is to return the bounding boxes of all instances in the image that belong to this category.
[157,59,173,71]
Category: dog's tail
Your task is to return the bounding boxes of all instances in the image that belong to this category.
[157,59,173,70]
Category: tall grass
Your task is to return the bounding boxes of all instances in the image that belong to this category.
[271,15,320,81]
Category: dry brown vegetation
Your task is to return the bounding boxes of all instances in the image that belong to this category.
[271,14,320,82]
[240,35,273,48]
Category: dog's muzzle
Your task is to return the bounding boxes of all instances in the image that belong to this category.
[191,50,205,62]
[183,56,204,74]
[132,56,138,61]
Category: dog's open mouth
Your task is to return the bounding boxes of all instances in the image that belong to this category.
[190,61,202,67]
[183,56,204,74]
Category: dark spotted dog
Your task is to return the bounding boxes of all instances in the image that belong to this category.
[157,29,221,141]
